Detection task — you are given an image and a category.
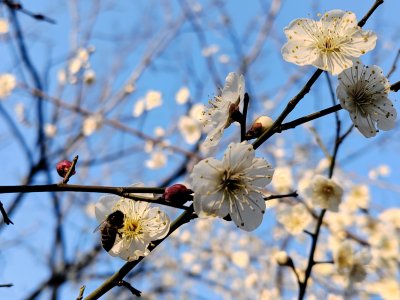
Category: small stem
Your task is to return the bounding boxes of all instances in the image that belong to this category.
[62,155,78,184]
[117,280,141,297]
[241,93,250,142]
[76,285,85,300]
[264,191,298,201]
[0,201,13,225]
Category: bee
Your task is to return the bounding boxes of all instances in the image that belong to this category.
[94,210,125,252]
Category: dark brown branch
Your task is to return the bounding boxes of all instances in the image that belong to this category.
[252,69,323,149]
[0,283,13,288]
[356,0,384,28]
[298,209,326,300]
[390,80,400,92]
[0,184,193,210]
[278,105,342,132]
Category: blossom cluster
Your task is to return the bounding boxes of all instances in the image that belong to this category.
[282,9,396,138]
[88,8,398,298]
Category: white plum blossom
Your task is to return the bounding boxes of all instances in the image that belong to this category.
[309,175,343,212]
[82,114,103,136]
[95,194,170,261]
[145,90,162,110]
[190,141,274,231]
[334,240,371,284]
[178,116,202,144]
[337,62,397,137]
[276,203,312,235]
[0,73,16,99]
[145,151,167,169]
[0,18,9,34]
[281,10,377,75]
[201,72,245,148]
[175,86,190,104]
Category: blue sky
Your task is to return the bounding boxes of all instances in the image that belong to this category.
[0,0,399,299]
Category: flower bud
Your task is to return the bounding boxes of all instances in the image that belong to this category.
[245,116,274,139]
[56,160,76,178]
[275,251,293,267]
[162,184,193,205]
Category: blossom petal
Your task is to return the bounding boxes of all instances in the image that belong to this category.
[190,158,223,194]
[95,195,120,222]
[221,72,245,104]
[193,193,229,218]
[245,157,274,188]
[229,191,265,231]
[222,142,254,172]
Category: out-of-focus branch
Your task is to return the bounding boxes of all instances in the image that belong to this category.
[26,245,102,300]
[387,49,400,78]
[2,0,56,24]
[21,85,200,159]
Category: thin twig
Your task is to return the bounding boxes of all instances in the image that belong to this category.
[240,93,250,142]
[264,191,298,201]
[0,283,13,288]
[0,201,13,225]
[2,0,56,24]
[117,280,141,297]
[76,285,86,300]
[62,155,79,184]
[387,49,400,78]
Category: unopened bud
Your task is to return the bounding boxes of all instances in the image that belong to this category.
[56,160,76,178]
[162,184,193,205]
[245,116,273,139]
[275,250,293,267]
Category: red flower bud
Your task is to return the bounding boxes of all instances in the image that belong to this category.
[56,160,76,178]
[162,184,193,205]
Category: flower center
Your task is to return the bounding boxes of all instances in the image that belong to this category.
[318,37,340,53]
[323,185,333,195]
[221,170,243,191]
[120,218,142,239]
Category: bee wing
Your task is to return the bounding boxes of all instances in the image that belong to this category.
[93,220,106,233]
